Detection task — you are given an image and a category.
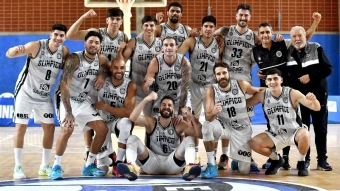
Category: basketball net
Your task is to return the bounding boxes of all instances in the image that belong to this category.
[84,0,167,39]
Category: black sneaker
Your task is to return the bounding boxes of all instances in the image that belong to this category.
[262,158,272,169]
[217,154,229,170]
[108,152,117,167]
[305,159,310,169]
[317,159,333,171]
[265,155,284,175]
[297,161,309,176]
[281,156,291,170]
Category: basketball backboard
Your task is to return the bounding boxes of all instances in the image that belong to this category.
[84,0,167,8]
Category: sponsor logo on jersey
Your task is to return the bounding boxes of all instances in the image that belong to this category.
[43,113,54,118]
[238,150,251,157]
[39,84,50,91]
[16,113,29,119]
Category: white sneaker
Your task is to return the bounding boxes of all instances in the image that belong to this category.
[13,165,26,179]
[38,165,52,176]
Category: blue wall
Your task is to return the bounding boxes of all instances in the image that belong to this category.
[0,34,339,126]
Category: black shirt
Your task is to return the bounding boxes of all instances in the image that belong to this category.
[253,40,288,87]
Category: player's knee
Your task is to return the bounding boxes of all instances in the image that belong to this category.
[61,126,74,138]
[182,136,195,147]
[238,162,250,175]
[127,135,139,145]
[202,121,214,141]
[117,118,132,144]
[15,124,28,135]
[95,122,109,137]
[96,156,109,175]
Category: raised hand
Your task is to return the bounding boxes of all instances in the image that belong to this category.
[82,9,97,20]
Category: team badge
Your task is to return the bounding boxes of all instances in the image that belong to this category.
[246,35,251,40]
[178,28,184,34]
[283,97,288,103]
[94,62,99,66]
[139,45,143,50]
[267,99,270,104]
[120,88,126,94]
[211,48,217,53]
[232,88,238,95]
[41,51,45,56]
[276,51,282,57]
[155,46,161,52]
[105,82,109,87]
[168,129,174,135]
[57,53,62,59]
[175,66,180,71]
[229,32,233,36]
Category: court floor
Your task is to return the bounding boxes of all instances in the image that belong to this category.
[0,124,339,190]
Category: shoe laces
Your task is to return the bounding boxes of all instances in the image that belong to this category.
[15,166,24,172]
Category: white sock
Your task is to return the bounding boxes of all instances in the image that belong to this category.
[53,155,63,166]
[126,148,137,165]
[269,152,279,160]
[14,148,23,166]
[184,146,195,164]
[85,146,90,152]
[85,152,96,167]
[207,151,215,165]
[117,148,126,162]
[298,154,306,161]
[41,148,51,168]
[222,147,228,155]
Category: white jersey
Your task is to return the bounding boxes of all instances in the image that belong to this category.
[263,87,303,135]
[15,39,64,102]
[130,36,162,98]
[98,28,125,61]
[59,51,100,103]
[160,23,188,47]
[146,117,181,156]
[190,36,219,86]
[155,53,184,105]
[212,80,250,129]
[98,77,131,124]
[222,25,256,83]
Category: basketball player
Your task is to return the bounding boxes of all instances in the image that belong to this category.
[50,31,110,180]
[142,37,191,117]
[177,15,222,161]
[155,1,199,47]
[214,3,261,171]
[201,62,261,178]
[247,68,321,176]
[122,15,162,116]
[95,57,136,177]
[67,8,128,165]
[117,91,202,181]
[6,24,70,179]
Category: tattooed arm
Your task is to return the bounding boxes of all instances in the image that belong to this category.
[178,57,191,114]
[214,26,230,38]
[214,26,229,48]
[60,53,79,126]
